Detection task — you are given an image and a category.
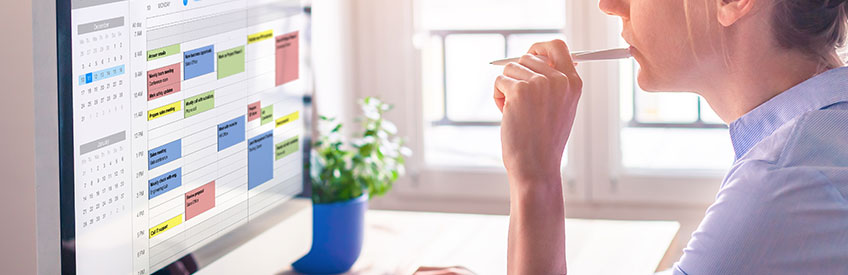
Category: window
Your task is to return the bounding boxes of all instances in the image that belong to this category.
[619,61,734,171]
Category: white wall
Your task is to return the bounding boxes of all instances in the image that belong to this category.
[0,0,37,274]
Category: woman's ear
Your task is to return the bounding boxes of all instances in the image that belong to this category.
[717,0,757,26]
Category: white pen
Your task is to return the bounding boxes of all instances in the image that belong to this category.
[490,47,632,65]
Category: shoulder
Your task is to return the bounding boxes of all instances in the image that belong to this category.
[678,108,848,274]
[734,107,848,172]
[725,108,848,199]
[777,108,848,167]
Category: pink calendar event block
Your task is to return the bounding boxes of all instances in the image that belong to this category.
[147,82,181,101]
[275,31,299,86]
[248,101,261,121]
[147,63,182,101]
[147,63,181,90]
[185,181,215,220]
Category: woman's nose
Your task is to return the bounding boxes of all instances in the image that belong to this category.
[599,0,629,18]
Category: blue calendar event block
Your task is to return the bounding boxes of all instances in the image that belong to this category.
[248,130,274,190]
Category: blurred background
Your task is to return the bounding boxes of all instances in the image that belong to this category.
[308,0,735,267]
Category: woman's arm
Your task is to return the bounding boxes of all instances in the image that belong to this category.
[508,175,566,274]
[494,39,582,275]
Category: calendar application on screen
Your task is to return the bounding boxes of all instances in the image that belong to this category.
[69,0,306,274]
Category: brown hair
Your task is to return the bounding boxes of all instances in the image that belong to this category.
[772,0,848,68]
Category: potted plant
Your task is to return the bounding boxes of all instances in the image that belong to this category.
[292,97,411,274]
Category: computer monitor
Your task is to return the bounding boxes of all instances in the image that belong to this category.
[56,0,310,274]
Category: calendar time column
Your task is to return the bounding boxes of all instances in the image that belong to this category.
[129,0,151,274]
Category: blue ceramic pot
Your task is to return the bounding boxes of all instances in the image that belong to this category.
[292,193,368,274]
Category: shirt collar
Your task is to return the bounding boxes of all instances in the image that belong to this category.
[728,66,848,160]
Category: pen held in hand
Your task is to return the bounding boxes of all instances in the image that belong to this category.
[490,47,632,65]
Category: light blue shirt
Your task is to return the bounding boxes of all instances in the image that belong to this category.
[674,67,848,274]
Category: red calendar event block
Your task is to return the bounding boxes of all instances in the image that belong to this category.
[248,101,261,122]
[275,31,299,86]
[147,63,181,91]
[185,181,215,220]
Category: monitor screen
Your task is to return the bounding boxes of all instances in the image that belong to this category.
[57,0,308,274]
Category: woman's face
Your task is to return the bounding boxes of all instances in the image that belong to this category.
[600,0,722,92]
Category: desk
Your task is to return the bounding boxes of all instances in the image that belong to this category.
[198,199,680,275]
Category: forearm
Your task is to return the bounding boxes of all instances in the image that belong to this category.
[507,174,567,275]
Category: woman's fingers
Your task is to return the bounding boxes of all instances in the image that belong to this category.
[494,85,505,113]
[503,61,539,80]
[528,39,578,77]
[517,54,562,77]
[494,39,582,116]
[494,75,524,113]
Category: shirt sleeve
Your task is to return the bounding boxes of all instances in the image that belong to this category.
[675,161,848,274]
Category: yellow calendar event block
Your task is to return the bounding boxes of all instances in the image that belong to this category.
[248,30,274,44]
[275,111,299,128]
[148,101,182,121]
[149,214,183,238]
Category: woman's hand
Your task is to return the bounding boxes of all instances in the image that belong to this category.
[494,39,582,186]
[495,39,580,275]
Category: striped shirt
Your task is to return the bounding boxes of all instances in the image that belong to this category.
[674,67,848,274]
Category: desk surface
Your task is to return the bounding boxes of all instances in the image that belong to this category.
[198,199,680,275]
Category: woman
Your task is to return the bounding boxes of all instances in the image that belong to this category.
[419,0,848,274]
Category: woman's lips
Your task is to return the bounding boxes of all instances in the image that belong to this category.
[621,31,638,59]
[628,45,639,58]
